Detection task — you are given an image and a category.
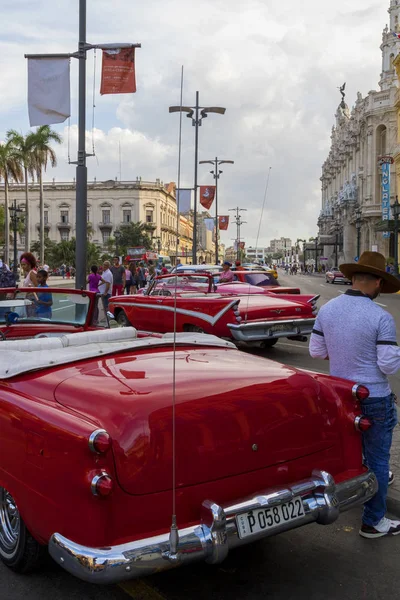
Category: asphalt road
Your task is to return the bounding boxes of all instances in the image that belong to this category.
[2,271,400,599]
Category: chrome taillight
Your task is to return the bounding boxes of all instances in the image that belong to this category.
[91,472,114,497]
[89,429,111,454]
[352,384,370,401]
[354,416,372,432]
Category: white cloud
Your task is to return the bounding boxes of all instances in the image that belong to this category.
[0,0,391,248]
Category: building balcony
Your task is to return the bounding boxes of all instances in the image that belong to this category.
[57,222,72,229]
[98,221,113,229]
[36,223,51,230]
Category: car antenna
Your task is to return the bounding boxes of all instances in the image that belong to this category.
[165,65,184,562]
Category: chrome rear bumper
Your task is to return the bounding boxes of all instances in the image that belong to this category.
[49,469,376,584]
[228,317,315,342]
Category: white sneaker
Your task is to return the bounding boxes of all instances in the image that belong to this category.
[359,516,400,538]
[389,471,395,486]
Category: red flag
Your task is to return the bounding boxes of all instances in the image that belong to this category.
[100,48,136,95]
[218,215,229,230]
[199,186,215,210]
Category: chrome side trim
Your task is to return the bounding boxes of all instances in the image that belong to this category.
[352,384,359,398]
[227,318,316,342]
[48,469,377,585]
[88,429,108,454]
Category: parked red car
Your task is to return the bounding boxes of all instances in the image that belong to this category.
[325,268,351,285]
[0,294,377,584]
[109,274,319,347]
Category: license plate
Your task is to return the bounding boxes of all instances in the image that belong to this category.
[236,497,305,539]
[270,324,291,334]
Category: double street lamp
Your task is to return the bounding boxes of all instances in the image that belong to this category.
[169,93,226,265]
[199,157,234,264]
[9,199,24,281]
[391,196,400,276]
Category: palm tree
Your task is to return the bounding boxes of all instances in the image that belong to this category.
[6,130,36,252]
[30,126,62,263]
[0,141,23,264]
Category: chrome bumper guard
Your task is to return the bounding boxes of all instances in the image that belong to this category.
[228,317,316,342]
[49,469,376,584]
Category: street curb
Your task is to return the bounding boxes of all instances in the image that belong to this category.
[387,489,400,517]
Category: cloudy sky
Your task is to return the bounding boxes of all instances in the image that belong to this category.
[0,0,390,249]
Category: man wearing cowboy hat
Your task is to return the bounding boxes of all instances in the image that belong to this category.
[310,251,400,538]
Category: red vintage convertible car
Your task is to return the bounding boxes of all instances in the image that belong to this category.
[0,289,377,583]
[109,274,319,347]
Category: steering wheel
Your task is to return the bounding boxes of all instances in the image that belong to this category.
[161,290,172,296]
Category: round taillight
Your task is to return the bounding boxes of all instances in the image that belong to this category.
[89,429,111,454]
[354,416,372,432]
[352,384,370,401]
[91,472,114,497]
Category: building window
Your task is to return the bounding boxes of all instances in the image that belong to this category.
[60,229,69,242]
[146,210,153,223]
[20,234,26,246]
[123,209,131,223]
[102,230,111,244]
[44,210,49,225]
[102,209,111,224]
[60,210,69,224]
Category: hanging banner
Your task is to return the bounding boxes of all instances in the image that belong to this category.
[100,48,136,95]
[381,160,391,238]
[204,218,215,231]
[176,189,191,213]
[219,215,229,230]
[28,58,71,126]
[199,186,216,210]
[239,241,245,249]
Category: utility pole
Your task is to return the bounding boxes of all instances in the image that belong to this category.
[229,207,247,261]
[199,157,234,264]
[25,0,140,288]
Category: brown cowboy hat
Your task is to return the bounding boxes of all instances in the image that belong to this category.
[340,251,400,294]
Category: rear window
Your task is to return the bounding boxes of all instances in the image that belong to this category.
[244,273,279,287]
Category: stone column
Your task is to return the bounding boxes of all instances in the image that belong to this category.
[343,222,356,263]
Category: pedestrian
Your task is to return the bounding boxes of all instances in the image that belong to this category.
[146,265,156,284]
[235,260,242,270]
[98,261,113,310]
[61,263,66,279]
[111,256,125,296]
[0,255,15,288]
[66,266,71,280]
[34,269,53,319]
[309,251,400,538]
[219,261,235,283]
[137,262,146,289]
[20,252,38,287]
[124,263,133,295]
[161,265,169,275]
[87,265,102,293]
[128,262,138,294]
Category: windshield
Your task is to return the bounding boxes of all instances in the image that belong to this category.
[243,273,279,287]
[148,275,211,295]
[0,290,91,325]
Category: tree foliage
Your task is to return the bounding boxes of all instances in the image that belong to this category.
[30,238,101,270]
[114,222,153,256]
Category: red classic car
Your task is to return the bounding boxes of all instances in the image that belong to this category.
[325,268,351,285]
[0,302,377,584]
[109,274,318,347]
[0,287,108,339]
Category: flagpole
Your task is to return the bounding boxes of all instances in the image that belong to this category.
[214,157,219,264]
[75,0,88,289]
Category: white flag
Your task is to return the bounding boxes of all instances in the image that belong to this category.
[176,189,191,214]
[28,58,71,126]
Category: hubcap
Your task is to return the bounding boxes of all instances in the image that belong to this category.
[0,488,20,556]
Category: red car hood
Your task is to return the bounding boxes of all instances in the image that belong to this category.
[54,346,338,495]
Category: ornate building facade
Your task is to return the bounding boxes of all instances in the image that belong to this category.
[318,0,400,265]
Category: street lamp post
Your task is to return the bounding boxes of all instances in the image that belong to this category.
[169,95,226,265]
[9,199,24,281]
[355,207,362,260]
[199,157,234,264]
[314,237,318,272]
[333,224,341,268]
[229,207,247,261]
[391,196,400,276]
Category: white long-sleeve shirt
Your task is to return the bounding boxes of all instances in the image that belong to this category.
[309,289,400,396]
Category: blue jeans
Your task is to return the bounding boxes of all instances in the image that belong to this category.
[361,394,398,526]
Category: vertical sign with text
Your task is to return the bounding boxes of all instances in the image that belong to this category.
[381,161,391,238]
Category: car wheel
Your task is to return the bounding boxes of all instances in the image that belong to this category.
[116,311,130,327]
[0,487,43,573]
[261,339,278,348]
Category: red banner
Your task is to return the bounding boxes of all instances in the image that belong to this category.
[100,48,136,95]
[218,215,229,230]
[239,241,245,249]
[199,186,215,210]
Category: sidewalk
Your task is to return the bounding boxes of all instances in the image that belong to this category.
[388,427,400,515]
